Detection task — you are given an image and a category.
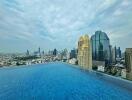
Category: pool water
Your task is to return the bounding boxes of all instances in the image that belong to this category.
[0,63,132,100]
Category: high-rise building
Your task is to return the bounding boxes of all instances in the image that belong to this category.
[112,46,116,63]
[125,48,132,80]
[53,49,57,56]
[111,46,122,63]
[62,49,68,59]
[70,49,77,59]
[91,31,111,65]
[48,50,53,56]
[77,34,92,70]
[38,47,41,54]
[109,45,112,64]
[42,50,44,56]
[26,50,30,56]
[116,47,122,58]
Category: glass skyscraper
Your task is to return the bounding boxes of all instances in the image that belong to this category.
[70,49,77,59]
[91,31,111,65]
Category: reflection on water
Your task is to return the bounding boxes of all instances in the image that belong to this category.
[0,63,132,100]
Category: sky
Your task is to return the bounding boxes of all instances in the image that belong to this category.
[0,0,132,53]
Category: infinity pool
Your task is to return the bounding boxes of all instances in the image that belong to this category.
[0,63,132,100]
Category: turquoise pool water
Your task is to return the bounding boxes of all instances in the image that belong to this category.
[0,63,132,100]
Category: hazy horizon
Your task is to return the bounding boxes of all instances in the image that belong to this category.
[0,0,132,53]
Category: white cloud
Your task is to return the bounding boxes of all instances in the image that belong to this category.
[0,0,132,52]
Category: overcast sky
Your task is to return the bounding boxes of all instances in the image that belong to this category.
[0,0,132,53]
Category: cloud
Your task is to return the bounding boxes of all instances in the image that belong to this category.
[0,0,132,52]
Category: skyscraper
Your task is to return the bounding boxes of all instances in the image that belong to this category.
[116,47,122,58]
[62,49,68,59]
[38,47,41,54]
[125,48,132,80]
[26,50,30,56]
[112,46,117,63]
[53,49,57,56]
[42,50,44,56]
[70,49,77,59]
[77,34,92,70]
[91,31,111,65]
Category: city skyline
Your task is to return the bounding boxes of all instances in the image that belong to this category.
[0,0,132,53]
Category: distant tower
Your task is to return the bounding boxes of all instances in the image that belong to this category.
[42,50,44,56]
[117,47,122,58]
[112,46,116,63]
[38,47,41,54]
[70,49,77,59]
[77,34,92,70]
[26,50,29,56]
[53,49,57,56]
[125,48,132,80]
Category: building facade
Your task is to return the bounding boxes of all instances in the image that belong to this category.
[116,47,122,58]
[91,31,111,66]
[77,35,92,70]
[125,48,132,80]
[70,49,77,59]
[26,50,30,56]
[112,46,116,63]
[53,49,57,56]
